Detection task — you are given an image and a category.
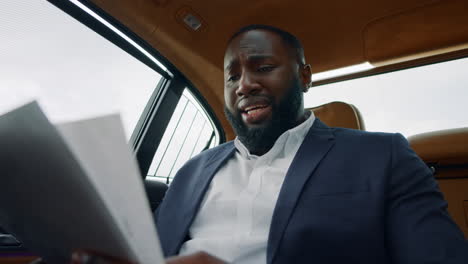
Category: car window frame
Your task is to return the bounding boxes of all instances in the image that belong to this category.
[48,0,226,178]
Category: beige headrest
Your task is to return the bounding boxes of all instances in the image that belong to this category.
[307,101,365,130]
[408,128,468,165]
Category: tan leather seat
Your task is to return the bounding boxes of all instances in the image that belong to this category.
[409,128,468,238]
[307,101,365,130]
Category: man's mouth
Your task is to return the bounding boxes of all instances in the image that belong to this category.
[241,104,272,125]
[244,104,269,114]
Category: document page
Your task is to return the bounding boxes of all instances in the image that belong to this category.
[57,112,164,264]
[0,102,164,264]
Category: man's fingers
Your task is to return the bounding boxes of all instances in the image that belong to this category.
[166,252,226,264]
[70,250,135,264]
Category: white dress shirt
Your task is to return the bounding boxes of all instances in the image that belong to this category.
[179,112,315,263]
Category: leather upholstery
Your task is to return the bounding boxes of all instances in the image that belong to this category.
[144,179,169,212]
[408,127,468,166]
[408,127,468,238]
[307,101,365,130]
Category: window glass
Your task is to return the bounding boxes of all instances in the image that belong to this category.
[147,89,219,183]
[0,1,162,138]
[304,58,468,137]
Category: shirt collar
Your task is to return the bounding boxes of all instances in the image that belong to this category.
[234,111,315,160]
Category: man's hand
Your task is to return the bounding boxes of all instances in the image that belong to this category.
[166,252,226,264]
[70,250,226,264]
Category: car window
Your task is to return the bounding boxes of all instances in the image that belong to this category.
[304,57,468,137]
[147,89,220,184]
[0,0,162,138]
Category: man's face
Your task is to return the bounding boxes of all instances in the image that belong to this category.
[223,29,311,154]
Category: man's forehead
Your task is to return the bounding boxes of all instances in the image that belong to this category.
[224,30,284,63]
[238,30,276,49]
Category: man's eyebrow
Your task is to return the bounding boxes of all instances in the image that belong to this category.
[225,55,275,71]
[246,54,274,62]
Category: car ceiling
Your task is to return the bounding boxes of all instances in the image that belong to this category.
[90,0,468,138]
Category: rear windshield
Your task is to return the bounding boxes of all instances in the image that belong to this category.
[304,57,468,137]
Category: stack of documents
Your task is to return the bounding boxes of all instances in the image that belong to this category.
[0,102,165,264]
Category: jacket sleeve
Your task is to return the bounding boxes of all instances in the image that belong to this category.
[386,133,468,263]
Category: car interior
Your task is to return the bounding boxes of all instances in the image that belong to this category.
[1,0,467,262]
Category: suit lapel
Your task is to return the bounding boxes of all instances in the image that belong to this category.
[267,119,335,263]
[166,143,236,255]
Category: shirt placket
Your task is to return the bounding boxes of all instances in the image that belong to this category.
[234,156,266,251]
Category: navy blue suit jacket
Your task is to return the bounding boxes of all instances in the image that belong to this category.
[155,119,467,263]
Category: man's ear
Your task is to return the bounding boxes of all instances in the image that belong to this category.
[300,64,312,92]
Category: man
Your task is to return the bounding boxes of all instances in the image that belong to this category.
[155,25,468,263]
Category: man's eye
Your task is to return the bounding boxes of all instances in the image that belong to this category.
[228,75,240,82]
[258,65,275,72]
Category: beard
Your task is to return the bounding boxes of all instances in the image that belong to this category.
[224,79,304,155]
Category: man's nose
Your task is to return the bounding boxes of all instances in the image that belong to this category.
[236,72,261,97]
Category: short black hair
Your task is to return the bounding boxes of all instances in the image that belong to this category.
[228,24,306,64]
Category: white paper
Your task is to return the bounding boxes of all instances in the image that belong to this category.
[57,114,164,264]
[0,102,165,264]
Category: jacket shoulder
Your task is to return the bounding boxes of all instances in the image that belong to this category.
[169,141,235,183]
[331,126,404,145]
[181,141,235,168]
